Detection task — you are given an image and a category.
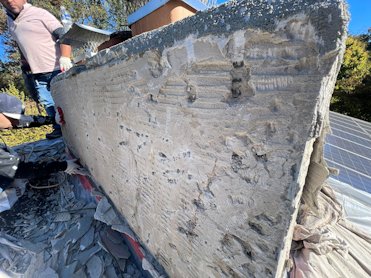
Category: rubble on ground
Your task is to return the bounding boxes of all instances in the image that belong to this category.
[0,139,143,277]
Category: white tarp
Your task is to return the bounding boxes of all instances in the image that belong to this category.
[290,183,371,278]
[328,177,371,234]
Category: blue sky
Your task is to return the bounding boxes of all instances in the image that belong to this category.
[0,0,370,61]
[347,0,371,34]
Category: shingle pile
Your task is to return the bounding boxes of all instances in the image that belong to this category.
[0,139,143,277]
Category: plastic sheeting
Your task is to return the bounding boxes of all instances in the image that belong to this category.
[0,139,65,213]
[290,184,371,278]
[328,177,371,234]
[12,138,65,163]
[0,180,27,213]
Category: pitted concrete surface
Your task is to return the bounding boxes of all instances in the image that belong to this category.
[52,0,348,277]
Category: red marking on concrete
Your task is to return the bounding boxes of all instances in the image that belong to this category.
[56,107,65,125]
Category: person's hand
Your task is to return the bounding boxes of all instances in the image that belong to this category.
[18,115,53,128]
[59,56,73,72]
[18,115,34,127]
[55,107,65,125]
[65,159,88,175]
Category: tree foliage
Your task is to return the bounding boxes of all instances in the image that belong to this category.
[358,28,371,51]
[0,7,6,33]
[29,0,110,29]
[105,0,144,29]
[335,36,371,93]
[331,88,371,122]
[331,34,371,122]
[0,4,23,92]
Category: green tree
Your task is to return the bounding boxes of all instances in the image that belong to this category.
[0,4,24,93]
[358,28,371,51]
[105,0,138,29]
[331,35,371,122]
[335,36,370,93]
[30,0,109,29]
[0,6,6,32]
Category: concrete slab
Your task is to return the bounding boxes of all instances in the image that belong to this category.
[52,0,348,276]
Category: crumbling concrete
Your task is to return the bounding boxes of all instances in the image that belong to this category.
[52,0,348,276]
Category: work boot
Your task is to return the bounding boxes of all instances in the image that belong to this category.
[46,128,62,139]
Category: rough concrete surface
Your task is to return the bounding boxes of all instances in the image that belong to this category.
[52,0,348,277]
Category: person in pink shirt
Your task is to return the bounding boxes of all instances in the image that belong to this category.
[0,0,73,139]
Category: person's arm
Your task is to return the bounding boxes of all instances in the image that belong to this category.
[14,160,68,179]
[59,43,73,71]
[60,44,72,57]
[54,28,72,58]
[43,10,73,71]
[14,115,54,129]
[15,159,86,179]
[1,146,86,182]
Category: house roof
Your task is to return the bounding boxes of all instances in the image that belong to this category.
[127,0,209,25]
